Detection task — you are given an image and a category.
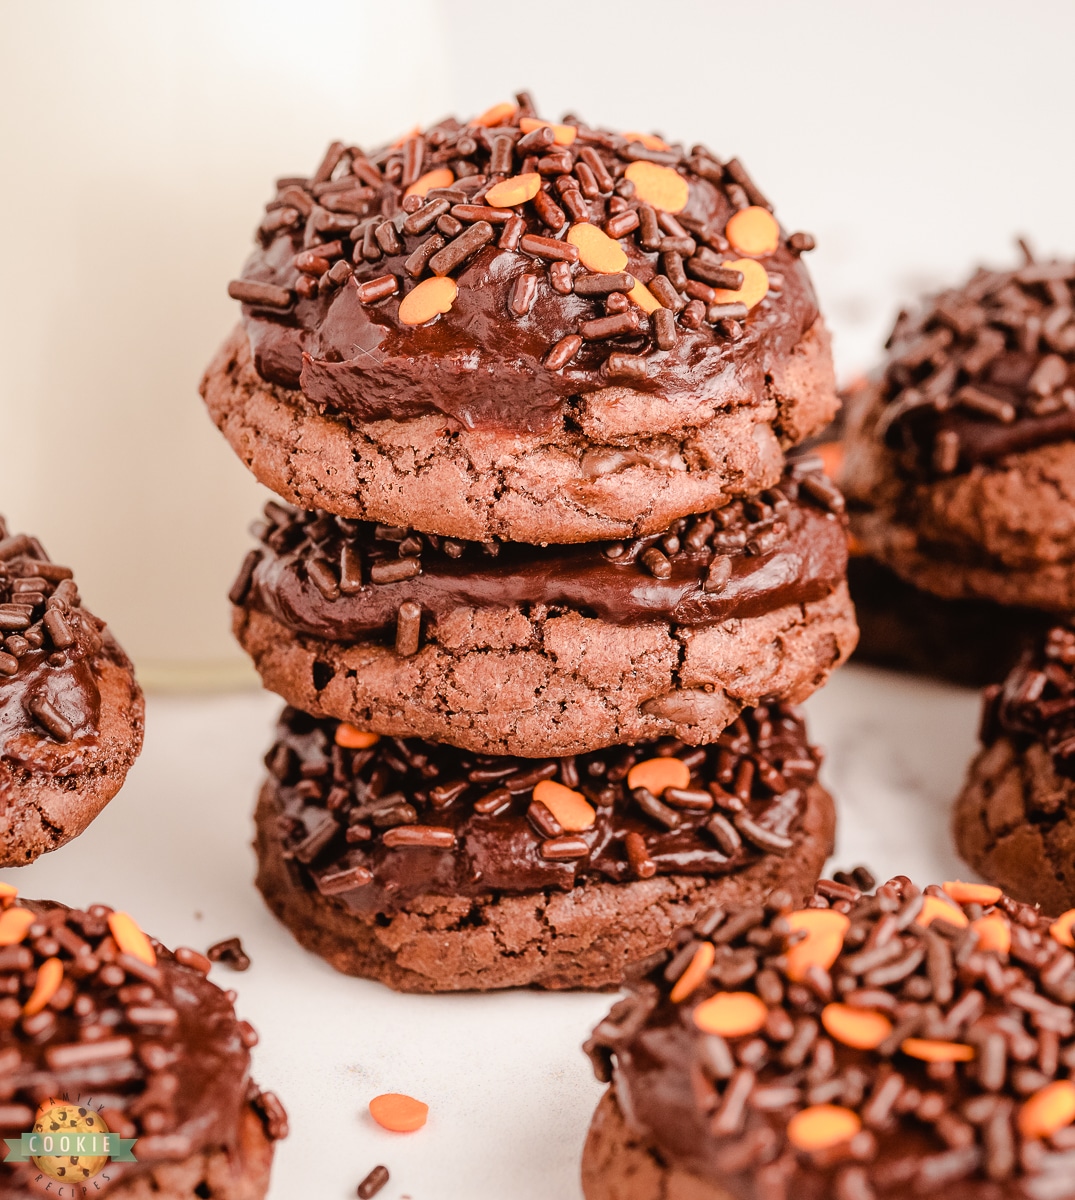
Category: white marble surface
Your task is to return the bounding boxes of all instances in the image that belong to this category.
[0,666,984,1199]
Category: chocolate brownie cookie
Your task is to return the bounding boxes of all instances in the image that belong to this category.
[843,251,1075,613]
[583,873,1075,1200]
[0,892,286,1199]
[956,620,1075,911]
[231,458,857,757]
[202,97,838,544]
[254,703,835,992]
[0,518,144,867]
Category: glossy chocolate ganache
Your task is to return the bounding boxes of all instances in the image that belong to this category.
[586,875,1075,1200]
[230,95,820,433]
[875,251,1075,476]
[0,518,103,765]
[232,456,847,646]
[262,703,821,915]
[0,896,286,1197]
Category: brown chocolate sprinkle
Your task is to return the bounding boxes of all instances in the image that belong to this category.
[0,515,102,743]
[358,1164,390,1198]
[265,703,820,901]
[0,899,284,1195]
[233,104,814,383]
[586,876,1075,1198]
[206,937,251,972]
[876,248,1075,476]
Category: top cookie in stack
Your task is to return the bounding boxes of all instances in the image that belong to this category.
[205,97,856,758]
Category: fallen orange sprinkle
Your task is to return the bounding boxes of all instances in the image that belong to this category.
[901,1038,975,1063]
[623,161,688,213]
[369,1093,428,1133]
[1019,1080,1075,1141]
[518,117,577,146]
[1050,908,1075,949]
[334,724,380,750]
[915,895,970,930]
[0,907,35,946]
[711,259,769,310]
[943,881,1003,906]
[483,172,541,208]
[821,1003,893,1050]
[399,277,457,326]
[403,168,454,200]
[725,206,780,257]
[532,780,595,832]
[626,757,691,795]
[784,909,850,982]
[472,102,517,128]
[787,1104,862,1152]
[108,912,157,967]
[23,958,64,1017]
[971,912,1011,956]
[692,991,768,1038]
[669,942,715,1004]
[566,222,629,274]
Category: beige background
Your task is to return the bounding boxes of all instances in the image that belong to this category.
[1,0,1073,683]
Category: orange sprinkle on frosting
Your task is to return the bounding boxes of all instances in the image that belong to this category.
[725,207,780,257]
[0,907,35,946]
[669,942,715,1004]
[403,168,454,200]
[692,991,768,1038]
[626,757,691,796]
[108,912,157,967]
[821,1003,893,1051]
[787,1104,862,1152]
[943,881,1003,906]
[900,1038,975,1063]
[23,957,64,1017]
[334,724,380,750]
[532,780,595,832]
[623,161,688,213]
[518,117,577,146]
[398,276,458,326]
[915,895,970,930]
[784,909,850,982]
[1019,1080,1075,1140]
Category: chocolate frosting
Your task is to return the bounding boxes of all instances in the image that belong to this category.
[233,102,820,433]
[263,704,819,915]
[981,621,1075,778]
[587,876,1075,1200]
[0,898,286,1197]
[235,459,848,643]
[874,255,1075,478]
[0,518,103,768]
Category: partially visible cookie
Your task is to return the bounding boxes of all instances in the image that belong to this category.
[956,619,1075,911]
[0,894,287,1199]
[254,703,835,992]
[231,459,857,757]
[0,518,144,866]
[202,100,838,544]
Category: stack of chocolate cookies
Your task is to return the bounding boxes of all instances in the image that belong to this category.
[202,97,858,991]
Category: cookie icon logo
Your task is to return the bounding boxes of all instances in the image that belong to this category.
[30,1101,111,1182]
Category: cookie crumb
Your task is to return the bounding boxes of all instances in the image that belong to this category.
[206,936,251,971]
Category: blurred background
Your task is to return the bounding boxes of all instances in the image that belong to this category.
[1,0,1073,687]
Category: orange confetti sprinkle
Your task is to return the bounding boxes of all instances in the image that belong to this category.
[916,895,970,930]
[623,161,688,213]
[483,172,541,208]
[971,912,1011,956]
[711,258,769,310]
[108,912,157,967]
[0,883,17,908]
[901,1038,975,1063]
[23,958,64,1017]
[784,909,850,982]
[334,724,380,750]
[1019,1080,1075,1141]
[398,277,458,326]
[566,222,629,274]
[623,132,669,151]
[404,168,455,200]
[0,907,35,946]
[725,206,780,257]
[369,1093,428,1133]
[669,942,716,1004]
[821,1004,893,1051]
[628,280,662,314]
[518,117,577,146]
[943,881,1003,906]
[817,441,844,480]
[626,757,691,795]
[532,780,596,832]
[787,1104,862,1152]
[692,991,768,1038]
[472,102,516,128]
[1050,908,1075,949]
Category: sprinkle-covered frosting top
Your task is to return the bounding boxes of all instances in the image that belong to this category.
[874,249,1075,478]
[0,893,286,1195]
[230,92,820,433]
[586,874,1075,1200]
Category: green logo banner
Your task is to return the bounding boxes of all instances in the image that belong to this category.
[4,1131,138,1162]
